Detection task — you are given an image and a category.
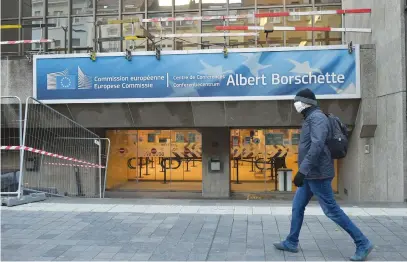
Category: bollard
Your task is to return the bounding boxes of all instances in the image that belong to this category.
[277,168,293,192]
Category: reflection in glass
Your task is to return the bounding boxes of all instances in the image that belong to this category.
[202,0,227,10]
[228,10,256,48]
[286,0,312,5]
[22,20,52,52]
[123,0,145,12]
[1,20,19,55]
[48,0,69,16]
[46,18,69,53]
[97,0,119,13]
[175,0,199,11]
[73,0,94,15]
[1,0,19,19]
[146,0,172,12]
[175,12,200,50]
[258,8,283,47]
[257,0,283,7]
[285,7,312,46]
[147,13,173,51]
[96,17,121,52]
[123,15,147,51]
[314,6,342,45]
[202,10,226,49]
[23,0,44,17]
[72,16,94,52]
[315,0,341,4]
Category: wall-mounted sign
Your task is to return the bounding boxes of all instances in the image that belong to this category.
[265,133,284,145]
[34,46,361,103]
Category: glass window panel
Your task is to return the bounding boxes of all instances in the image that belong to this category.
[123,15,147,51]
[285,7,312,46]
[175,0,199,11]
[314,6,342,45]
[257,9,283,47]
[174,12,200,50]
[228,10,256,48]
[97,0,119,14]
[315,0,341,4]
[46,18,69,53]
[147,0,172,12]
[229,0,254,8]
[202,0,227,10]
[123,0,145,12]
[23,0,44,17]
[106,129,202,192]
[147,13,173,50]
[286,0,311,5]
[1,20,19,55]
[21,19,48,52]
[257,0,283,7]
[230,129,267,193]
[96,16,120,52]
[72,16,94,53]
[1,0,19,19]
[201,10,226,49]
[48,0,68,16]
[73,0,94,15]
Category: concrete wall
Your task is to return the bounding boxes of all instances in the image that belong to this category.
[340,0,407,202]
[201,128,230,198]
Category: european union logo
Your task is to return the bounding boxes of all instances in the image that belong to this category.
[56,75,77,90]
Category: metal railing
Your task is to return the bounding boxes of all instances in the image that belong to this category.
[0,96,23,198]
[20,97,108,198]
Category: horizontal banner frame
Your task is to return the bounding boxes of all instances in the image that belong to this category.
[34,45,361,104]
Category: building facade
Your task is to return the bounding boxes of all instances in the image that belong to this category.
[1,0,406,202]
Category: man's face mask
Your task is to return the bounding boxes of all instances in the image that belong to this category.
[294,101,309,113]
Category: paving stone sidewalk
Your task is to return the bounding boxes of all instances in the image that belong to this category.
[2,199,407,261]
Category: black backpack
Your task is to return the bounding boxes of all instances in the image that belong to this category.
[325,113,349,159]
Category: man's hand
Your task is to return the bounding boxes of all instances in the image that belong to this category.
[293,172,305,187]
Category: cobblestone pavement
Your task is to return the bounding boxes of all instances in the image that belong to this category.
[2,199,407,261]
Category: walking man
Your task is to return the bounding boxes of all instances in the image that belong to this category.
[274,88,373,261]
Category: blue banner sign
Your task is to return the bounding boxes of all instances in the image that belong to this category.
[34,46,360,103]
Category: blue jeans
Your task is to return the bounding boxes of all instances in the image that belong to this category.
[284,178,369,249]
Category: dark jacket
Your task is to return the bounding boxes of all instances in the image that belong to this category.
[298,106,335,180]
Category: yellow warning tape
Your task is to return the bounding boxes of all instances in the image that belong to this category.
[124,36,140,40]
[0,25,22,29]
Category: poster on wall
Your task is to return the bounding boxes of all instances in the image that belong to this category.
[33,46,361,103]
[266,133,284,145]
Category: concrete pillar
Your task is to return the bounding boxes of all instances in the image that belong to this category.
[200,127,230,198]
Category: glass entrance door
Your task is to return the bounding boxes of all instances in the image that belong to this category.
[230,128,339,193]
[106,129,202,192]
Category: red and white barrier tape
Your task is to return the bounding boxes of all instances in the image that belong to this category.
[1,145,105,168]
[44,162,103,168]
[152,32,258,38]
[142,8,371,23]
[0,39,54,45]
[215,25,372,33]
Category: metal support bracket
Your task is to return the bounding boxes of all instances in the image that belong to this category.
[155,47,161,60]
[125,49,132,61]
[348,41,353,54]
[90,50,96,61]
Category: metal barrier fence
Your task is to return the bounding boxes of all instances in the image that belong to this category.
[19,97,108,198]
[0,96,23,198]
